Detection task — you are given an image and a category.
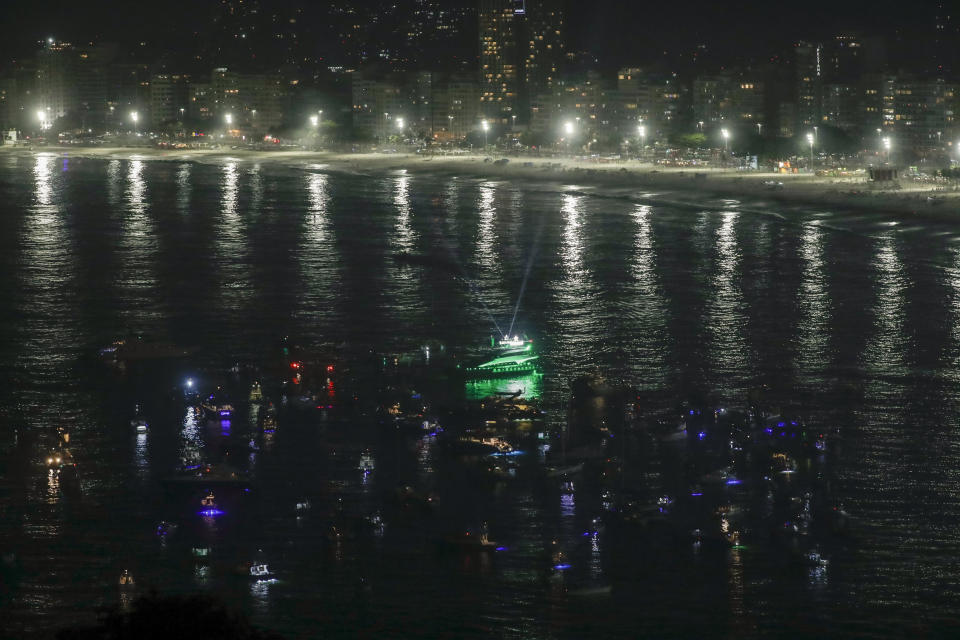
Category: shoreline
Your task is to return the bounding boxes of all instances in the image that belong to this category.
[4,145,960,221]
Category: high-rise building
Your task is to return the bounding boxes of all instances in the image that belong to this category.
[35,40,78,121]
[479,0,520,121]
[935,2,959,74]
[794,41,821,129]
[150,74,191,128]
[520,0,564,120]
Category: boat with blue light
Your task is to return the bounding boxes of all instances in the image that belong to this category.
[200,390,234,420]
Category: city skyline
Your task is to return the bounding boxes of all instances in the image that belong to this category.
[0,1,950,70]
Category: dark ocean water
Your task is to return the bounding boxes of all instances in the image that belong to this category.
[2,153,960,638]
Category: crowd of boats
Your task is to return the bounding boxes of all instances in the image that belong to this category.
[33,329,848,602]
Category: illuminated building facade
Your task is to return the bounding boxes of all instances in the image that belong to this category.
[36,40,78,120]
[479,0,520,121]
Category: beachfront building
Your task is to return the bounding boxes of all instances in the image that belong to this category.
[889,76,957,153]
[351,72,407,142]
[430,74,481,141]
[35,40,79,122]
[479,0,521,123]
[207,68,287,132]
[108,62,151,130]
[150,74,191,129]
[693,72,766,128]
[519,0,565,123]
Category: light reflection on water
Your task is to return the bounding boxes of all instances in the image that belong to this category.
[796,222,829,376]
[393,175,415,253]
[7,158,960,638]
[706,210,749,388]
[863,234,907,372]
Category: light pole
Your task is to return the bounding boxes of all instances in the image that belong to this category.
[511,114,517,131]
[448,115,454,139]
[698,120,704,132]
[757,123,763,137]
[36,109,48,137]
[638,124,646,162]
[130,111,139,134]
[564,120,574,154]
[721,129,730,169]
[310,115,319,128]
[807,132,815,169]
[482,120,489,149]
[883,136,891,163]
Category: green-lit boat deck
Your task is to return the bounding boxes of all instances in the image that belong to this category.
[463,354,541,379]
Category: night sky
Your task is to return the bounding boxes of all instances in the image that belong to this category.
[1,0,938,65]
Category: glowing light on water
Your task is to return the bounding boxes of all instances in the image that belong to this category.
[393,175,415,253]
[34,155,55,208]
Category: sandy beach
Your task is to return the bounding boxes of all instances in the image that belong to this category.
[4,144,960,220]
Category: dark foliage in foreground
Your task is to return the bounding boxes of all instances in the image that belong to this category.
[56,592,284,640]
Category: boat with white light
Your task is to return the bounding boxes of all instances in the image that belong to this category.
[248,563,273,579]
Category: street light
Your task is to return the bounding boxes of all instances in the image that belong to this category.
[807,132,815,168]
[721,128,729,152]
[396,117,404,131]
[757,123,763,136]
[310,115,319,127]
[224,113,233,126]
[883,136,891,163]
[130,111,138,133]
[482,119,489,148]
[638,124,646,162]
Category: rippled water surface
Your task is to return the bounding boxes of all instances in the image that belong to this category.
[3,153,960,638]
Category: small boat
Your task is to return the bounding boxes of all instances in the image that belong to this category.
[130,404,149,432]
[462,353,540,379]
[545,463,584,478]
[259,404,278,433]
[118,569,135,587]
[198,492,225,516]
[444,523,498,551]
[248,563,273,579]
[163,463,248,487]
[358,450,375,472]
[200,392,234,420]
[249,382,264,403]
[99,335,195,365]
[45,451,64,470]
[568,585,613,597]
